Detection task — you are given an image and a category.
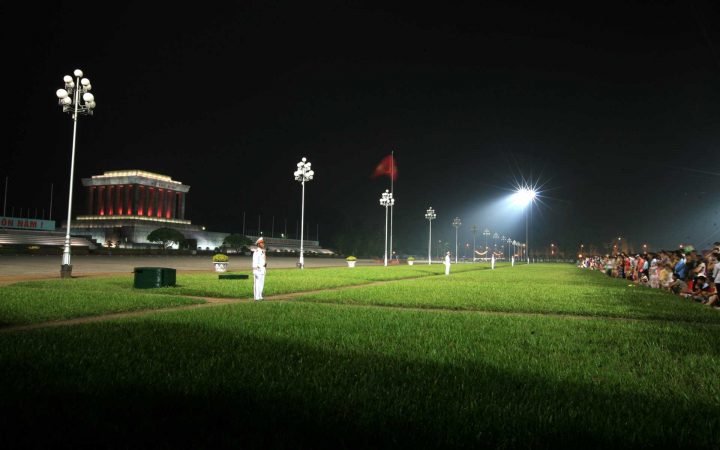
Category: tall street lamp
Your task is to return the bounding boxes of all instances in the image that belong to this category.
[513,187,536,264]
[293,157,314,269]
[425,207,436,265]
[56,69,96,278]
[380,190,395,266]
[470,225,478,262]
[452,217,462,263]
[506,237,512,260]
[483,228,491,260]
[493,232,499,253]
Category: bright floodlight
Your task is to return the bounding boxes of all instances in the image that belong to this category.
[512,187,536,206]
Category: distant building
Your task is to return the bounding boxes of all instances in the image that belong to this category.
[69,170,333,254]
[69,170,224,249]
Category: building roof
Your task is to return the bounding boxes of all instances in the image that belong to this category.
[82,170,190,192]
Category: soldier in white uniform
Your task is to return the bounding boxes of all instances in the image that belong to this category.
[252,237,266,301]
[444,251,451,275]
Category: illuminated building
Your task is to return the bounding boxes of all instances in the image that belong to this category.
[69,170,332,254]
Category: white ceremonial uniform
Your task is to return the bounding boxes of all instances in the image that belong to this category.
[252,246,266,300]
[444,253,451,275]
[491,253,495,270]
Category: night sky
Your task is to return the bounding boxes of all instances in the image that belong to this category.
[4,1,720,256]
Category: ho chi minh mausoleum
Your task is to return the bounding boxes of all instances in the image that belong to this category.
[69,170,331,254]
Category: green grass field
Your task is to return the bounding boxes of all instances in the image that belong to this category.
[1,263,718,448]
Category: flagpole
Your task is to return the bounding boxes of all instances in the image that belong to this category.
[390,151,394,262]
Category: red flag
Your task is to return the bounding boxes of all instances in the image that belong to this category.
[372,154,398,181]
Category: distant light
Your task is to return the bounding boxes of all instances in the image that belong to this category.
[511,187,537,206]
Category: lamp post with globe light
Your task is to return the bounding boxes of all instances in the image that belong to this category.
[56,69,96,278]
[452,217,462,263]
[425,207,436,265]
[380,190,395,266]
[293,157,314,269]
[483,228,491,260]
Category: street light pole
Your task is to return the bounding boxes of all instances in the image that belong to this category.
[56,69,96,278]
[452,217,462,264]
[293,157,314,269]
[483,228,491,261]
[425,207,436,265]
[470,225,478,262]
[380,190,394,267]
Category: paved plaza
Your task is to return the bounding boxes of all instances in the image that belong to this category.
[0,255,356,283]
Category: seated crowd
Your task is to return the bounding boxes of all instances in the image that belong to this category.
[578,242,720,309]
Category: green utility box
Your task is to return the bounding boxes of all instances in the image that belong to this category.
[133,267,176,289]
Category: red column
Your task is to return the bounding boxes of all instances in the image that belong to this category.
[156,189,163,218]
[147,188,154,217]
[107,186,114,215]
[138,186,145,216]
[133,185,140,216]
[125,185,132,215]
[116,185,123,215]
[169,191,177,219]
[98,186,105,215]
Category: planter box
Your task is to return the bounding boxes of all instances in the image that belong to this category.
[346,261,356,268]
[214,262,229,272]
[407,261,414,265]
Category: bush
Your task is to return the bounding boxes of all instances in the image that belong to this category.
[147,227,186,249]
[407,256,415,261]
[345,256,357,261]
[212,254,229,263]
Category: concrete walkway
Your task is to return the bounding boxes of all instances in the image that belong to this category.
[0,255,368,281]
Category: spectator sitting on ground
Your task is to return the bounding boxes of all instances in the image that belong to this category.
[690,274,714,303]
[686,273,707,301]
[670,273,688,295]
[704,277,719,308]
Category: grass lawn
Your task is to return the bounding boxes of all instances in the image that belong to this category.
[1,264,718,448]
[0,286,204,326]
[295,264,720,324]
[1,264,485,325]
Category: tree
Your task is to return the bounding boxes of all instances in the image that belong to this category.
[223,234,253,253]
[147,227,186,249]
